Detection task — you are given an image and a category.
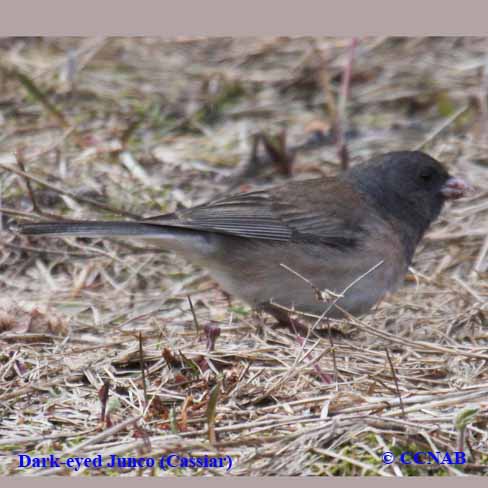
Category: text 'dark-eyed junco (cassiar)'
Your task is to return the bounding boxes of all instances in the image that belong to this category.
[16,151,469,327]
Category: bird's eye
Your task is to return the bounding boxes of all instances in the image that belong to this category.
[419,169,434,183]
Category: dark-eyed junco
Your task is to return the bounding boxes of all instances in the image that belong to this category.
[16,151,468,325]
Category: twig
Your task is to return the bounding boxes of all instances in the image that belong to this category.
[138,332,148,408]
[414,105,469,151]
[13,69,71,129]
[327,319,339,388]
[16,146,41,215]
[0,162,140,219]
[477,52,488,144]
[2,241,98,258]
[334,305,488,361]
[385,348,406,418]
[207,380,220,445]
[98,380,110,424]
[260,129,294,176]
[312,447,388,476]
[472,233,488,274]
[310,260,384,331]
[29,416,142,476]
[280,263,342,303]
[0,206,52,221]
[187,295,200,333]
[336,37,358,171]
[277,260,384,374]
[314,43,338,135]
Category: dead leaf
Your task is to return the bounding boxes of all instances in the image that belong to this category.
[0,302,69,336]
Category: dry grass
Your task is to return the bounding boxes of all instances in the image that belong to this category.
[0,37,487,477]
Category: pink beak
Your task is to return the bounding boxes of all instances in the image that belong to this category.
[441,177,470,200]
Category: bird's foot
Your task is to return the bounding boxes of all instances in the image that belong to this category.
[271,316,310,337]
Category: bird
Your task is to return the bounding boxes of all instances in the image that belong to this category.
[16,151,468,328]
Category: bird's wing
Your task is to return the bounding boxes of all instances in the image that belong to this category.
[142,179,369,249]
[143,190,292,240]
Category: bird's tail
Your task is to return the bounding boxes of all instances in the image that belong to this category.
[15,220,171,238]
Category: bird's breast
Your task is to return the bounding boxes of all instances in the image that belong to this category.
[200,228,408,319]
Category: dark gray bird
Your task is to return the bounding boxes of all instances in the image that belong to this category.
[16,151,468,326]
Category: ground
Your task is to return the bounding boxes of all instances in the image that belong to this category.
[0,37,487,476]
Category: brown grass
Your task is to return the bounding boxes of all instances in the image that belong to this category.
[0,37,487,476]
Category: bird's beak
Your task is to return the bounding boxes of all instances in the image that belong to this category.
[440,177,470,199]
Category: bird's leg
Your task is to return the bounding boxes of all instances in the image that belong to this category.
[283,318,311,337]
[258,303,310,337]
